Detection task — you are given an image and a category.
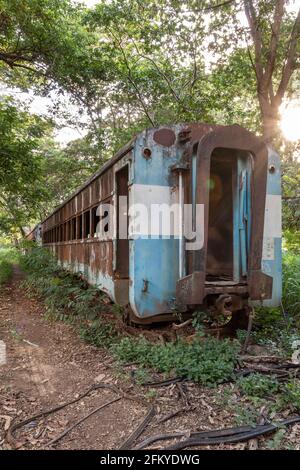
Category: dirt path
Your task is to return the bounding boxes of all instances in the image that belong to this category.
[1,266,300,451]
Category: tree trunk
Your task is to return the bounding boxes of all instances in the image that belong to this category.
[257,89,281,144]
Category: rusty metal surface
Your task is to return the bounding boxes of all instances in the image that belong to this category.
[153,128,176,147]
[116,165,129,278]
[176,271,206,307]
[206,151,234,279]
[204,285,248,295]
[40,122,276,320]
[189,124,268,304]
[247,270,273,300]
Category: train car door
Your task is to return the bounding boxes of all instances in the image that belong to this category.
[116,165,129,279]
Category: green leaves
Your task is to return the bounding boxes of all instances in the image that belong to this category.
[112,335,240,386]
[237,373,280,398]
[0,97,50,234]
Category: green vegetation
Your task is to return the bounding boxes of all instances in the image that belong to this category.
[79,321,117,348]
[235,248,300,357]
[237,374,280,398]
[282,252,300,322]
[21,246,240,386]
[19,245,300,394]
[20,245,108,325]
[0,1,299,238]
[111,335,240,386]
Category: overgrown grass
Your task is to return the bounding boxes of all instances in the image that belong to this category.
[282,252,300,320]
[0,246,18,286]
[19,244,300,390]
[20,245,111,328]
[111,335,240,386]
[241,248,300,356]
[20,246,241,386]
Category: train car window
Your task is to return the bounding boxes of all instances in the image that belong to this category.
[71,218,76,240]
[91,206,100,237]
[67,220,71,241]
[64,222,67,241]
[77,215,83,239]
[83,210,90,238]
[116,165,129,278]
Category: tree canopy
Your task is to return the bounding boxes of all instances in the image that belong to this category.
[0,0,299,237]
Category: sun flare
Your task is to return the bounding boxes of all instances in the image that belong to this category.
[280,102,300,141]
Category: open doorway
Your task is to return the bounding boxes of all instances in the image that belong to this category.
[116,165,129,278]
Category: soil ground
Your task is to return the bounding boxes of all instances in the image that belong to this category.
[1,266,300,450]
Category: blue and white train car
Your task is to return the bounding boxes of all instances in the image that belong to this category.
[41,123,282,325]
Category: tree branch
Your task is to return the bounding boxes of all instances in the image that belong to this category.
[107,29,155,126]
[275,6,300,104]
[131,39,189,113]
[243,0,264,81]
[264,0,285,88]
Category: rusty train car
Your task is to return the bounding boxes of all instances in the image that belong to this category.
[38,123,282,324]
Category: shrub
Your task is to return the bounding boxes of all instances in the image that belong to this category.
[237,373,280,398]
[79,320,117,348]
[21,246,107,326]
[112,335,240,386]
[283,230,300,255]
[0,247,18,285]
[282,253,300,321]
[281,379,300,411]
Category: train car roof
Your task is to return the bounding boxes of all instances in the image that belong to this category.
[41,136,135,225]
[40,122,225,226]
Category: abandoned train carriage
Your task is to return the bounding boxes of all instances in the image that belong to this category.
[41,123,282,323]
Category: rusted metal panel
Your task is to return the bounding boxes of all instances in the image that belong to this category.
[40,123,280,320]
[77,194,82,213]
[89,241,113,277]
[176,271,205,307]
[248,270,273,300]
[153,128,176,147]
[188,124,268,304]
[100,168,113,201]
[204,285,248,295]
[82,187,90,210]
[115,165,129,278]
[177,123,217,144]
[91,177,100,205]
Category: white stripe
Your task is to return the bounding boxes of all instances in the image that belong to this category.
[263,195,282,238]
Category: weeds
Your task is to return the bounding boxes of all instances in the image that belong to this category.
[266,429,287,450]
[79,320,117,348]
[111,335,240,386]
[237,373,280,398]
[282,253,300,321]
[281,379,300,411]
[0,247,18,286]
[20,246,117,347]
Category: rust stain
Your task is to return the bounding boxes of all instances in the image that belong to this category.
[153,128,176,147]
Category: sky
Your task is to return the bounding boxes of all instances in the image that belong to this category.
[73,0,100,7]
